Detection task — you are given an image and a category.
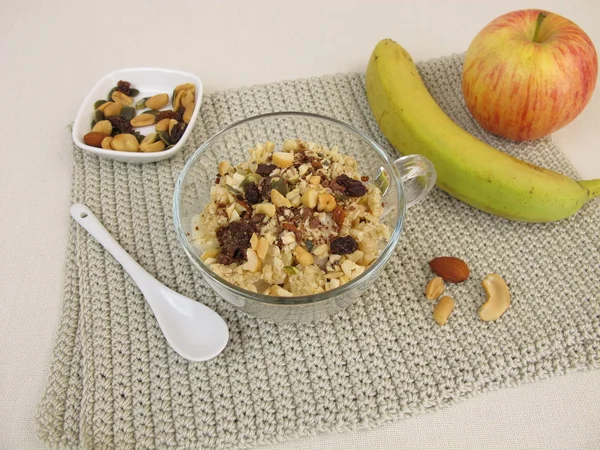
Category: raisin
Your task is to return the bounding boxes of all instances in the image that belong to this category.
[117,80,131,95]
[217,253,234,265]
[215,176,221,184]
[107,116,133,134]
[311,160,323,169]
[244,182,261,205]
[336,174,367,197]
[216,221,253,264]
[329,180,346,193]
[154,110,177,122]
[256,164,277,176]
[169,122,186,144]
[330,236,358,255]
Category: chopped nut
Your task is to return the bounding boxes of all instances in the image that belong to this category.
[312,244,329,256]
[281,231,296,245]
[301,189,318,209]
[219,161,231,176]
[242,248,262,272]
[272,151,295,168]
[347,250,364,263]
[256,237,269,260]
[317,193,336,212]
[309,175,321,185]
[250,233,259,250]
[271,189,292,208]
[265,141,275,152]
[294,245,314,267]
[201,248,219,261]
[267,244,280,256]
[255,203,276,217]
[325,278,340,291]
[341,259,357,277]
[270,285,293,297]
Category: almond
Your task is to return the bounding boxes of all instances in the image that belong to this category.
[429,256,470,283]
[83,131,109,148]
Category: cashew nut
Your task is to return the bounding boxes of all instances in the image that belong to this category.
[478,273,510,321]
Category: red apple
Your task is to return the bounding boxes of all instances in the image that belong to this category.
[462,9,598,141]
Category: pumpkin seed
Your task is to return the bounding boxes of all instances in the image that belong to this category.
[157,131,171,145]
[133,131,145,143]
[91,119,97,128]
[270,178,288,196]
[240,173,262,189]
[135,97,149,110]
[106,87,118,102]
[94,99,107,110]
[120,105,136,121]
[128,88,140,97]
[94,110,105,122]
[283,266,297,276]
[165,144,174,150]
[142,109,159,117]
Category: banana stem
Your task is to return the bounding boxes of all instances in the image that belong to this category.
[579,179,600,199]
[533,12,547,43]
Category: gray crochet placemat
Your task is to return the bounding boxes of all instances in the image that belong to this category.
[38,54,600,449]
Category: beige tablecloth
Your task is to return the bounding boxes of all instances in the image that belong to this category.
[1,0,599,448]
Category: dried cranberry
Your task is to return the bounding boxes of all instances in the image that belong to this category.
[330,236,358,255]
[244,182,261,205]
[117,80,131,95]
[336,174,367,197]
[256,164,277,176]
[107,116,133,134]
[216,221,253,264]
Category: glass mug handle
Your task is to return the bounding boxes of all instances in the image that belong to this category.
[393,154,437,208]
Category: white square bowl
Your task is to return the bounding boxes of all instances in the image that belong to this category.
[72,67,202,164]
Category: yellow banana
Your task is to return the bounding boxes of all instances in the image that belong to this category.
[365,39,600,222]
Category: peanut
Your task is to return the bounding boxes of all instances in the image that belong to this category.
[131,114,155,127]
[111,133,139,152]
[111,91,133,105]
[103,101,122,117]
[145,93,169,110]
[92,120,112,135]
[100,136,113,150]
[425,277,445,300]
[183,102,194,123]
[155,118,171,132]
[433,296,455,325]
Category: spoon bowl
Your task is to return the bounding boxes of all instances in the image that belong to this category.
[70,203,229,362]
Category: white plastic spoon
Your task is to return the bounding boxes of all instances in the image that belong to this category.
[70,203,229,362]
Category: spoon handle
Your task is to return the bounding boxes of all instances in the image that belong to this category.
[70,203,157,291]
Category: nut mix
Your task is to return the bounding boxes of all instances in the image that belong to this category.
[191,139,391,296]
[83,80,196,153]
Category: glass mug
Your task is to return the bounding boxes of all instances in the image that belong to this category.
[174,112,436,323]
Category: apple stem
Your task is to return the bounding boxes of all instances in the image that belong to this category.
[533,11,548,43]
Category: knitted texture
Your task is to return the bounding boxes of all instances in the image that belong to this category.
[37,54,600,449]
